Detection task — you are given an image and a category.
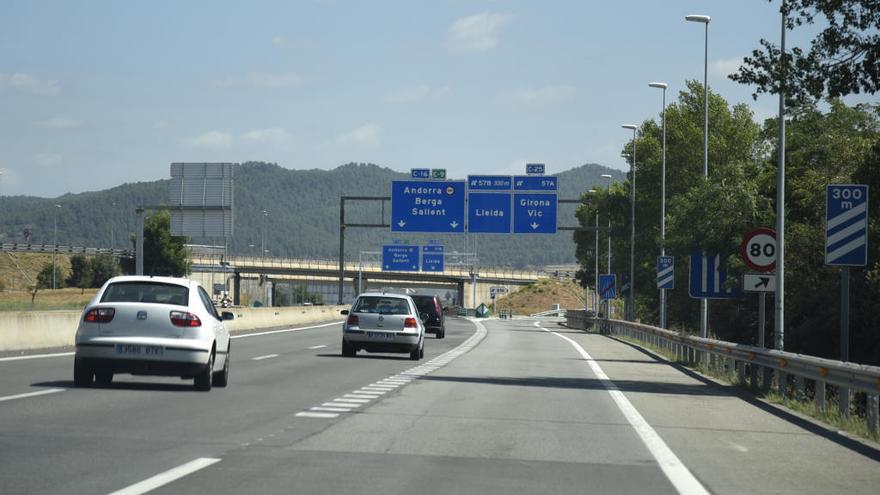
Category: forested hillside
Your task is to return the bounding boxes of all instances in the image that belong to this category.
[0,162,623,268]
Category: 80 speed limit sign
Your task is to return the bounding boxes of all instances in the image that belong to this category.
[740,227,777,272]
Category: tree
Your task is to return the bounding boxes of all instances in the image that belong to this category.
[121,210,189,276]
[91,253,120,287]
[731,1,880,102]
[66,254,94,294]
[36,263,65,289]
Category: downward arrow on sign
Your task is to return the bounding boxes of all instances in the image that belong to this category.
[397,220,406,228]
[450,221,459,229]
[530,222,540,229]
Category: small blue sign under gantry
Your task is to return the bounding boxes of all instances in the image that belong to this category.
[513,193,557,234]
[391,180,466,233]
[468,192,512,233]
[513,175,558,191]
[825,184,869,266]
[657,256,674,289]
[526,163,545,175]
[599,274,617,300]
[382,244,419,271]
[467,175,513,191]
[410,168,430,179]
[688,252,741,299]
[421,245,444,272]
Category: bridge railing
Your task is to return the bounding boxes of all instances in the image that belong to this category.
[564,310,880,434]
[1,243,132,257]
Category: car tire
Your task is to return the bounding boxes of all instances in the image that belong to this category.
[213,347,230,387]
[94,372,113,386]
[73,360,93,387]
[194,352,214,391]
[437,329,445,339]
[341,339,356,357]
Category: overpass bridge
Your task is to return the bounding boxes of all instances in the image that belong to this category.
[188,253,547,307]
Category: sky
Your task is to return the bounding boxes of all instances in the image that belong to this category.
[1,0,876,198]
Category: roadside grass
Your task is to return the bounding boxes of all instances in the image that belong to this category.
[0,288,95,311]
[615,334,880,444]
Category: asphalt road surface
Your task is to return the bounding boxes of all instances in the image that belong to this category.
[1,317,878,494]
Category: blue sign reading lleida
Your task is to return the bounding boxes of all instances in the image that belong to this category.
[422,245,444,272]
[391,180,466,233]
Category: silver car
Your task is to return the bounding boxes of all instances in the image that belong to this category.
[341,292,425,360]
[73,275,233,391]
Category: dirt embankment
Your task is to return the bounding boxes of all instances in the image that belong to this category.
[494,279,585,316]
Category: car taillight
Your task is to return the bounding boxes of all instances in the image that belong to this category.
[347,314,359,326]
[170,311,202,327]
[404,317,418,328]
[434,299,441,315]
[84,308,115,323]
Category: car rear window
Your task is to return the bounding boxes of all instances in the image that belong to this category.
[353,296,410,315]
[101,282,189,306]
[411,296,437,315]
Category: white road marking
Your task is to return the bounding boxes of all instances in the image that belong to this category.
[307,345,327,350]
[537,322,709,495]
[231,321,341,339]
[332,397,370,403]
[296,412,339,418]
[324,402,361,408]
[0,388,64,403]
[107,457,221,495]
[344,394,380,399]
[251,354,279,361]
[359,388,389,394]
[0,352,74,363]
[311,406,352,412]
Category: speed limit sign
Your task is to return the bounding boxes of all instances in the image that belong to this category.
[740,227,777,272]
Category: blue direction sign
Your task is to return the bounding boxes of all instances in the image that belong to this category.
[599,274,617,300]
[391,180,466,233]
[657,256,674,289]
[526,163,545,175]
[513,193,557,233]
[382,245,419,271]
[513,176,558,191]
[468,193,512,233]
[688,252,742,299]
[468,175,512,191]
[422,245,444,272]
[411,168,430,179]
[826,184,869,266]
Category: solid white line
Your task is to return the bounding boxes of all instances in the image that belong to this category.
[0,388,64,403]
[537,322,709,495]
[231,321,342,339]
[307,345,327,350]
[107,457,221,495]
[296,412,339,418]
[251,354,279,361]
[0,352,74,363]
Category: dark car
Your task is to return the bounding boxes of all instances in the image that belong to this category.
[410,294,445,339]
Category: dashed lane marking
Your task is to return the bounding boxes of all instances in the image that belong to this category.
[107,457,221,495]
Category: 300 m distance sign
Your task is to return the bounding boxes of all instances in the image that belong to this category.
[740,227,777,272]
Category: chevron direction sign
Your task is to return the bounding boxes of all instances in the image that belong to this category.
[825,184,868,266]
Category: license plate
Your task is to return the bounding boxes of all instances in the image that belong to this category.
[115,344,164,356]
[367,332,394,340]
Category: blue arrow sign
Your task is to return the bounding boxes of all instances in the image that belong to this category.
[526,163,545,175]
[657,256,674,289]
[825,184,868,266]
[513,193,557,234]
[468,193,512,233]
[391,180,466,233]
[513,175,558,191]
[599,274,616,300]
[422,245,444,272]
[688,252,742,299]
[382,245,419,271]
[467,175,512,191]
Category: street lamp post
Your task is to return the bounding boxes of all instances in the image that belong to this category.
[600,174,613,318]
[622,124,638,321]
[588,189,599,313]
[686,13,711,340]
[52,204,61,289]
[650,81,669,328]
[261,210,269,257]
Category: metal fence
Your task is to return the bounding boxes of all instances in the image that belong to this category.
[565,310,880,434]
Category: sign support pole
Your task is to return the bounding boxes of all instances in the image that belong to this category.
[840,266,851,416]
[758,293,766,348]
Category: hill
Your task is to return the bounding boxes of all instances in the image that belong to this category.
[495,278,586,316]
[0,162,624,268]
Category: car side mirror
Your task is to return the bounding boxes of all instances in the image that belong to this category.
[341,309,349,315]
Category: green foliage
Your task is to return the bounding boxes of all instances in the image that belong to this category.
[731,0,880,102]
[91,253,121,287]
[65,254,94,291]
[273,283,324,306]
[120,210,189,276]
[36,262,65,289]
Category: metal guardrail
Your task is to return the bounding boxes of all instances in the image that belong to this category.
[1,243,132,256]
[530,308,567,318]
[564,310,880,434]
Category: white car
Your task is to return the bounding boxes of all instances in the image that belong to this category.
[341,292,425,360]
[73,275,233,391]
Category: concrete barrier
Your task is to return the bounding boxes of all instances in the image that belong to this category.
[0,305,347,352]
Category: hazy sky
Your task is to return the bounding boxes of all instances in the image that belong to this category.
[1,0,875,198]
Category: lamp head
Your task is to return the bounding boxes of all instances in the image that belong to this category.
[621,124,638,131]
[600,174,613,179]
[685,14,710,23]
[648,82,668,89]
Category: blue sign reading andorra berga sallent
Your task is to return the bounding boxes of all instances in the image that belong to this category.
[382,244,419,271]
[391,180,466,233]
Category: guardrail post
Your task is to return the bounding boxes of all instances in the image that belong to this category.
[761,368,772,394]
[794,375,805,401]
[749,364,758,389]
[778,371,788,397]
[868,395,879,434]
[737,360,745,384]
[815,380,826,410]
[839,387,850,418]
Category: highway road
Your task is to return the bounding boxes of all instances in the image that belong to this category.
[1,317,878,494]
